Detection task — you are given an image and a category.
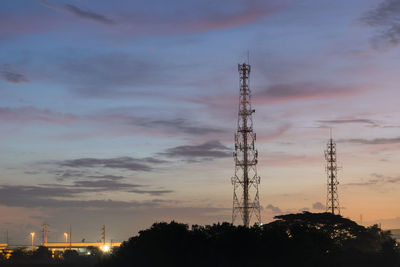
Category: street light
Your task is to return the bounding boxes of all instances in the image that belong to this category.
[30,232,35,250]
[64,232,68,243]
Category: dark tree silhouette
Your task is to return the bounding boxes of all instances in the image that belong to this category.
[98,213,400,267]
[63,249,80,260]
[9,247,30,262]
[31,246,52,261]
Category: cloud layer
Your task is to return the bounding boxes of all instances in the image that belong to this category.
[160,141,231,161]
[39,0,115,25]
[317,119,377,126]
[345,173,400,187]
[57,156,167,171]
[361,0,400,48]
[256,82,358,103]
[342,137,400,145]
[1,65,28,83]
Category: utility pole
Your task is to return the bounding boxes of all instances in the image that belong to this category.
[232,63,261,227]
[42,224,48,247]
[69,225,72,250]
[325,132,340,215]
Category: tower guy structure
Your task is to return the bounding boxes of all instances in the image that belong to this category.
[325,134,340,215]
[232,63,261,227]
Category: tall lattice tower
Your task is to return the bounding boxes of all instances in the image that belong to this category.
[231,63,261,227]
[325,134,340,215]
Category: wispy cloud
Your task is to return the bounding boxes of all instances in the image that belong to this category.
[64,4,115,25]
[55,173,174,196]
[360,0,400,49]
[342,137,400,145]
[1,65,28,83]
[159,141,231,162]
[4,0,281,38]
[55,156,167,171]
[0,175,174,208]
[85,175,125,181]
[255,82,358,103]
[54,170,86,181]
[174,0,279,33]
[0,106,78,124]
[317,119,377,126]
[129,189,174,196]
[345,173,400,187]
[72,179,142,191]
[39,0,115,25]
[0,184,162,208]
[117,0,281,34]
[137,118,225,135]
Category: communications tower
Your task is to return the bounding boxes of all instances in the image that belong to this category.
[325,133,340,215]
[231,63,261,227]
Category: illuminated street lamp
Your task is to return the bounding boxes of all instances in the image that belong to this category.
[100,244,110,253]
[30,232,35,250]
[64,232,68,243]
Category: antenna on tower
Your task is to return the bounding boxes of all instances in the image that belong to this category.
[231,63,261,227]
[325,132,340,215]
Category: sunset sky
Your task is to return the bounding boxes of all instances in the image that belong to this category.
[2,0,400,245]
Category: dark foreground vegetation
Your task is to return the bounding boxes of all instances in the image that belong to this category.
[100,212,399,267]
[1,212,399,267]
[0,246,104,267]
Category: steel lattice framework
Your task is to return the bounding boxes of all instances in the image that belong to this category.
[325,136,340,215]
[231,63,261,227]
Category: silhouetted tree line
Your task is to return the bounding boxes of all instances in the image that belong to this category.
[98,212,400,267]
[0,245,104,266]
[0,212,398,267]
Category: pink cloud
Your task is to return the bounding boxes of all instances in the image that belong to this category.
[190,82,363,113]
[2,1,282,38]
[116,0,283,36]
[0,107,79,124]
[253,83,362,104]
[260,152,321,167]
[256,123,291,142]
[178,2,279,33]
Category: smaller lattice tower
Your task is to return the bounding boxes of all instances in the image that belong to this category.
[325,132,340,215]
[231,63,261,227]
